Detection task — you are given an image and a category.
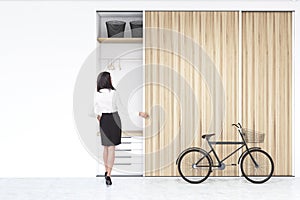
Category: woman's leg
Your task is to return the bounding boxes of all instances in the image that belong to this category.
[106,146,115,177]
[103,146,108,173]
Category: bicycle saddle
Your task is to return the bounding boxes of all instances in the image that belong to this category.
[201,133,215,139]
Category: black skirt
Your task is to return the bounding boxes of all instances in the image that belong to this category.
[100,112,122,146]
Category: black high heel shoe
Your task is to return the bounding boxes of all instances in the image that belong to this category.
[106,176,112,185]
[104,172,107,179]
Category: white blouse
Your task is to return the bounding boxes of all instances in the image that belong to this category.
[94,89,120,116]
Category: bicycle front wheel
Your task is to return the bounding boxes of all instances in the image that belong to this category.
[177,149,212,184]
[240,149,274,184]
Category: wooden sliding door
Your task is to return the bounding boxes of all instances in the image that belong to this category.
[144,11,292,176]
[145,11,239,176]
[242,12,292,175]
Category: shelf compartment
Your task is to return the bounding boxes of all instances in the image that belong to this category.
[97,37,142,43]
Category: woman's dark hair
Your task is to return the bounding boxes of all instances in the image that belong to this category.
[97,71,115,92]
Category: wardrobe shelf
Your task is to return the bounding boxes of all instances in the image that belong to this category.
[122,131,143,137]
[97,38,143,43]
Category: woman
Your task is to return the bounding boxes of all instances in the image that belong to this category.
[94,71,148,185]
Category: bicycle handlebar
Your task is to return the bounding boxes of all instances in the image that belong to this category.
[232,124,239,128]
[232,123,242,128]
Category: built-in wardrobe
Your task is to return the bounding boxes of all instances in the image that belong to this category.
[97,11,293,177]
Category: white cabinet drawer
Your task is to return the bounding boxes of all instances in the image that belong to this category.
[121,136,143,143]
[115,155,143,164]
[115,149,143,156]
[117,142,142,150]
[113,163,143,174]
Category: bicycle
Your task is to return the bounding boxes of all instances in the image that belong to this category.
[176,123,274,184]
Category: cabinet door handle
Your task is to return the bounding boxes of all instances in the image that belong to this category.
[116,156,132,158]
[114,163,132,165]
[121,142,132,144]
[115,149,132,151]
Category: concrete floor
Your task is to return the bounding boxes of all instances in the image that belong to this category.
[0,177,299,200]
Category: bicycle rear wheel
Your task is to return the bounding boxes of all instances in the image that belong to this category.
[177,149,212,184]
[240,149,274,184]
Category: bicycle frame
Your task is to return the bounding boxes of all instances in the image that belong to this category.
[196,124,259,168]
[204,140,245,167]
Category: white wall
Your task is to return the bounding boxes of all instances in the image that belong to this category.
[0,0,299,177]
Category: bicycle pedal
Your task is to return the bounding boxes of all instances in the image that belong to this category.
[227,164,237,166]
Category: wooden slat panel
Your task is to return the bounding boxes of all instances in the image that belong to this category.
[145,11,239,176]
[242,12,292,175]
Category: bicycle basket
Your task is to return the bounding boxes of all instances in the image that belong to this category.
[242,128,265,143]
